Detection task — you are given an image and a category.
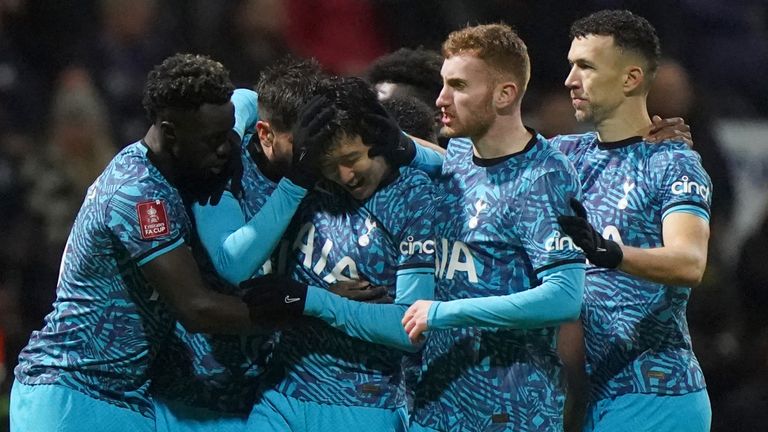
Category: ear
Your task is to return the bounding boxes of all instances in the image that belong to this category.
[623,65,645,94]
[495,81,519,109]
[256,120,273,148]
[160,120,181,156]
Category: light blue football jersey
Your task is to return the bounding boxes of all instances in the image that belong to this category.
[15,141,190,418]
[412,134,584,432]
[266,166,436,410]
[150,133,280,413]
[550,133,711,402]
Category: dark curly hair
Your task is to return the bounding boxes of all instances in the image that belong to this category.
[255,56,327,132]
[570,10,661,76]
[142,53,234,123]
[315,76,380,152]
[366,47,443,107]
[382,95,437,143]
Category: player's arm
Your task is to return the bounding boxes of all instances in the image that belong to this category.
[194,179,307,285]
[403,263,583,341]
[304,269,434,352]
[407,136,445,177]
[231,88,259,139]
[619,212,709,286]
[558,319,589,432]
[141,243,253,334]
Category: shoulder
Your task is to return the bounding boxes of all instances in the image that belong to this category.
[548,132,597,154]
[101,143,180,207]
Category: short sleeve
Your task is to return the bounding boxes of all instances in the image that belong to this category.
[105,182,189,266]
[651,147,712,222]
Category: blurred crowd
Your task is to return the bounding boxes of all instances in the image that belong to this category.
[1,1,767,430]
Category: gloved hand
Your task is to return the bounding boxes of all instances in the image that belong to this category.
[557,198,623,269]
[328,280,393,304]
[241,274,308,321]
[289,95,336,189]
[362,100,416,168]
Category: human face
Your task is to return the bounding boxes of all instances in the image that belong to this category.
[169,101,236,184]
[320,134,390,201]
[565,35,627,124]
[435,54,496,139]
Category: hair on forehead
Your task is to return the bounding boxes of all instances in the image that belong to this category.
[255,56,327,132]
[442,23,530,91]
[142,53,234,123]
[570,10,660,75]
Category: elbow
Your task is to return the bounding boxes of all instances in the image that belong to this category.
[675,256,708,287]
[560,300,582,323]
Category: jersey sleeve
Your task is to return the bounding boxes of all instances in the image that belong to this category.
[651,146,713,222]
[232,88,259,140]
[393,173,437,275]
[105,181,188,266]
[518,168,586,275]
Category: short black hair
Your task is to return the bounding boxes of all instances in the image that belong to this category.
[316,76,380,152]
[366,47,443,107]
[382,96,438,143]
[142,53,234,123]
[570,10,661,75]
[255,56,327,132]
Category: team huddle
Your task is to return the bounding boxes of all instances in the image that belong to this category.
[9,10,713,432]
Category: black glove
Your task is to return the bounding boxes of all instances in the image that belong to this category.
[328,280,393,303]
[557,198,623,269]
[362,100,416,168]
[241,274,308,321]
[289,95,336,189]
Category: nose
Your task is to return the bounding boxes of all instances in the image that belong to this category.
[564,66,578,89]
[436,85,450,109]
[337,165,355,185]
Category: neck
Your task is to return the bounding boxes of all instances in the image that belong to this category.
[143,125,177,184]
[471,108,532,159]
[595,96,652,142]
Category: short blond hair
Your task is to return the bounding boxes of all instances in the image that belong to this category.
[442,23,530,94]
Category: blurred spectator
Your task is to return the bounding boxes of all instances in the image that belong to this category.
[525,88,588,138]
[77,0,179,146]
[214,0,293,87]
[23,67,116,264]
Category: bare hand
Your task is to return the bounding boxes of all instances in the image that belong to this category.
[646,115,693,147]
[402,300,435,344]
[328,280,391,303]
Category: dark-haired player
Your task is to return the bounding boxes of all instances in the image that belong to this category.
[554,10,712,432]
[10,54,258,432]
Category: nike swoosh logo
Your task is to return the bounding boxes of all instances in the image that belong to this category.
[284,296,301,304]
[596,247,607,252]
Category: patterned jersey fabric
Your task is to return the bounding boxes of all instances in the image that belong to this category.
[550,133,711,402]
[413,134,583,431]
[150,134,278,413]
[266,166,436,409]
[15,142,189,418]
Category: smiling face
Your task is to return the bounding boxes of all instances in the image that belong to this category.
[564,35,628,124]
[319,134,390,201]
[435,54,497,139]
